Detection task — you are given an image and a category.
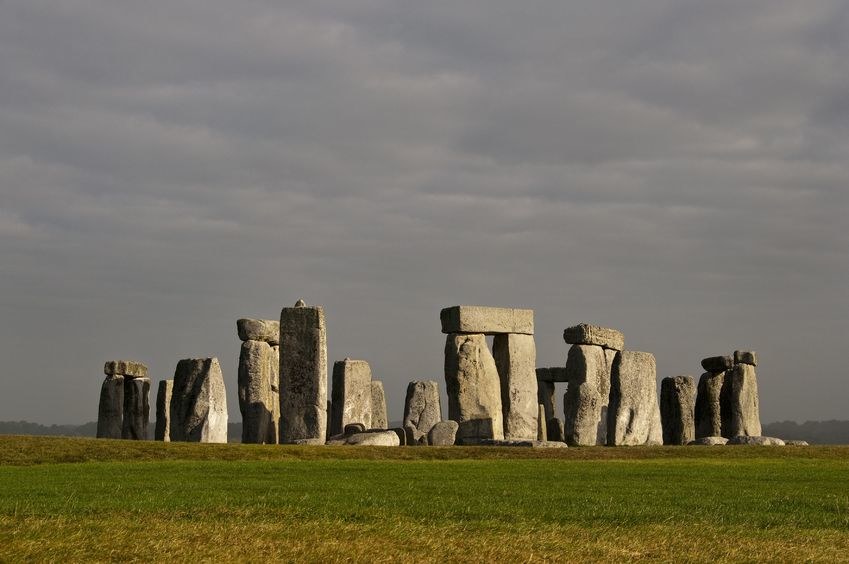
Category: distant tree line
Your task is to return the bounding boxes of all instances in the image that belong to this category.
[0,421,244,442]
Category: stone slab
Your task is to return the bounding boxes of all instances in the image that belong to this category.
[720,363,761,438]
[687,436,728,446]
[170,357,228,443]
[440,306,534,335]
[403,380,442,444]
[104,360,148,378]
[96,375,124,439]
[734,350,758,366]
[237,318,280,345]
[493,333,538,440]
[122,377,150,440]
[727,435,784,446]
[694,371,725,438]
[701,355,733,373]
[563,324,624,351]
[444,333,504,442]
[428,420,459,446]
[370,380,388,430]
[479,439,568,448]
[563,344,609,446]
[660,375,696,445]
[239,340,278,444]
[330,358,373,436]
[155,380,173,441]
[607,351,662,446]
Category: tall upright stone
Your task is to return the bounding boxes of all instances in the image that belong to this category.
[330,358,373,435]
[493,333,537,440]
[444,334,504,443]
[122,377,150,440]
[155,380,173,441]
[537,404,547,441]
[370,380,388,429]
[563,344,609,446]
[279,301,327,444]
[239,340,278,444]
[721,363,761,437]
[694,371,725,438]
[270,345,280,440]
[660,375,696,445]
[403,380,442,444]
[170,357,228,443]
[607,351,662,446]
[97,374,124,439]
[536,376,556,423]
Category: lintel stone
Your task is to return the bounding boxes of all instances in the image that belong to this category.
[563,324,624,351]
[440,306,534,335]
[104,360,148,378]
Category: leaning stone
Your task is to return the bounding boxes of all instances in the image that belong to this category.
[687,436,728,446]
[170,358,228,443]
[547,417,565,442]
[104,360,148,378]
[96,375,124,439]
[370,380,388,429]
[537,379,556,422]
[537,405,547,441]
[428,420,459,446]
[721,363,761,437]
[660,375,696,445]
[279,302,327,443]
[444,334,504,442]
[154,380,173,441]
[440,306,534,335]
[238,340,278,444]
[403,380,442,443]
[563,344,609,446]
[694,371,725,438]
[122,377,150,440]
[236,318,280,345]
[727,436,784,446]
[607,351,663,446]
[733,350,758,366]
[330,359,373,436]
[701,355,733,373]
[493,333,538,440]
[345,430,400,446]
[563,324,624,351]
[479,439,568,448]
[784,439,809,446]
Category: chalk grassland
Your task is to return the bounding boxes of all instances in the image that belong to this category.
[1,437,848,562]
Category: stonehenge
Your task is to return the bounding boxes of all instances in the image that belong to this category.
[98,361,150,440]
[237,320,280,444]
[493,333,538,440]
[660,375,696,445]
[170,357,228,443]
[155,380,172,441]
[370,381,388,429]
[330,358,373,435]
[403,380,443,445]
[97,374,124,439]
[122,376,151,440]
[428,420,459,446]
[695,350,761,440]
[607,351,663,446]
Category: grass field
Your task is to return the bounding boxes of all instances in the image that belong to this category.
[1,436,848,562]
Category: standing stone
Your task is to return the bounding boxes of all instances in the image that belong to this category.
[239,340,277,444]
[270,345,280,442]
[122,377,150,440]
[537,377,556,423]
[660,375,696,445]
[330,358,373,435]
[370,380,388,429]
[444,334,504,443]
[721,363,761,437]
[279,302,327,444]
[537,404,547,441]
[170,357,228,443]
[493,333,538,440]
[607,351,662,446]
[96,375,124,439]
[547,417,565,442]
[403,380,442,444]
[695,371,725,438]
[428,420,459,446]
[440,306,534,335]
[155,380,173,441]
[563,344,609,446]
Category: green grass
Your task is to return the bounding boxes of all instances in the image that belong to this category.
[1,436,848,562]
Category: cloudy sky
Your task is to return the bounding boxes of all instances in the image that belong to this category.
[1,1,847,425]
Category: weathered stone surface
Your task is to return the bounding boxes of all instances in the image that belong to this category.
[279,302,327,443]
[547,417,565,442]
[721,363,761,438]
[237,318,280,345]
[727,435,784,446]
[479,439,568,448]
[440,306,534,335]
[370,380,388,429]
[694,371,725,438]
[563,344,609,446]
[345,430,400,446]
[563,324,624,351]
[238,340,278,444]
[734,350,758,366]
[122,377,150,440]
[660,375,696,445]
[537,405,547,441]
[390,427,407,446]
[493,333,538,440]
[444,334,504,442]
[403,380,442,445]
[96,375,124,439]
[104,360,148,378]
[687,436,728,446]
[154,380,172,441]
[170,358,228,443]
[607,351,662,446]
[784,439,809,446]
[330,359,372,436]
[537,379,556,423]
[428,420,459,446]
[701,355,733,373]
[536,367,568,382]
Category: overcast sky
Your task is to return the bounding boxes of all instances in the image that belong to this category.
[1,1,847,425]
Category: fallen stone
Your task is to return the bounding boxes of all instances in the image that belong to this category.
[154,380,172,441]
[687,436,728,446]
[733,350,758,366]
[660,375,696,445]
[330,358,373,436]
[479,439,568,448]
[122,377,150,440]
[170,357,228,443]
[537,405,547,441]
[563,344,609,446]
[104,360,148,378]
[694,371,725,438]
[721,363,761,438]
[236,318,280,345]
[238,340,278,444]
[493,333,538,440]
[727,435,784,446]
[370,380,388,429]
[428,420,459,446]
[547,417,565,442]
[96,375,124,439]
[440,306,534,335]
[444,334,504,442]
[563,324,624,351]
[784,440,809,446]
[607,351,663,446]
[403,380,442,444]
[537,378,556,423]
[701,356,733,373]
[279,302,327,443]
[345,430,400,446]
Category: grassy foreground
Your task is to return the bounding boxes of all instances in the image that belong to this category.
[1,437,848,562]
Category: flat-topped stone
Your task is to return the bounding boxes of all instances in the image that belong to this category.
[536,367,568,382]
[479,439,568,448]
[727,435,784,446]
[236,318,280,345]
[734,350,758,366]
[701,355,733,373]
[688,436,728,446]
[563,324,624,351]
[104,360,148,378]
[440,306,534,335]
[344,430,400,446]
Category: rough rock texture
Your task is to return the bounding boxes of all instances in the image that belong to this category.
[428,420,459,446]
[784,440,809,446]
[390,427,407,446]
[122,377,150,440]
[479,439,568,448]
[687,436,728,446]
[563,324,624,351]
[403,380,442,445]
[733,350,758,366]
[170,358,228,443]
[155,380,172,441]
[721,363,761,438]
[344,430,400,446]
[279,302,327,443]
[104,360,148,378]
[607,351,663,446]
[330,359,373,436]
[493,333,538,440]
[727,435,784,446]
[547,417,565,442]
[370,380,388,429]
[660,375,696,445]
[238,340,278,444]
[537,379,556,423]
[537,404,547,441]
[701,356,733,373]
[694,371,725,438]
[440,305,534,335]
[236,318,280,345]
[444,334,504,443]
[563,344,610,446]
[96,375,124,439]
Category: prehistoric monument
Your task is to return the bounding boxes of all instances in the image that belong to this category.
[660,375,696,445]
[154,379,172,441]
[403,380,443,445]
[170,357,228,443]
[237,318,280,444]
[330,358,374,435]
[97,361,150,440]
[694,350,761,440]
